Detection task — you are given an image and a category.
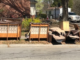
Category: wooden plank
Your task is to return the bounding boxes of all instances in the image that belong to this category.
[31,25,48,26]
[40,25,48,26]
[30,34,39,38]
[8,33,20,37]
[0,33,7,37]
[20,24,22,40]
[47,26,49,41]
[48,34,52,42]
[38,24,41,41]
[0,24,17,26]
[0,33,20,37]
[29,24,31,41]
[17,24,19,40]
[31,24,40,26]
[39,34,47,38]
[7,24,9,41]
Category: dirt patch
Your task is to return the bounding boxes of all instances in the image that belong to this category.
[0,40,50,44]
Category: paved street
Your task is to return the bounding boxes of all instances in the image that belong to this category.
[71,22,80,26]
[0,45,80,60]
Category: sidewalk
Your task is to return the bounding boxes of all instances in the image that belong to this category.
[0,44,53,47]
[0,44,80,48]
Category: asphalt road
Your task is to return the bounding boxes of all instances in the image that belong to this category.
[0,46,80,60]
[70,22,80,26]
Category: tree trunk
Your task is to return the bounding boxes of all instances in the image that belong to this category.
[61,0,69,21]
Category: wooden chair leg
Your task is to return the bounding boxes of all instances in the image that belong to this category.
[48,35,52,43]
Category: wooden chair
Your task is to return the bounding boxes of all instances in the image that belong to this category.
[29,23,49,41]
[74,24,79,30]
[49,27,65,43]
[68,24,80,40]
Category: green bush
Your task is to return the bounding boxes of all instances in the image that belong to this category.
[22,18,41,30]
[39,14,47,18]
[33,18,41,23]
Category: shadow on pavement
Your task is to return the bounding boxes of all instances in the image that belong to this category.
[0,38,19,41]
[52,38,62,45]
[65,37,75,44]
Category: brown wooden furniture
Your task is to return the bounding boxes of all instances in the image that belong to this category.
[0,18,22,40]
[49,27,65,43]
[74,24,79,30]
[68,24,80,40]
[29,23,49,41]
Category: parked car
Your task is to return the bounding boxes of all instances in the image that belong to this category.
[59,12,80,22]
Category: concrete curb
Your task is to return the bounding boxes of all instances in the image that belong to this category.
[0,44,80,47]
[0,44,8,47]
